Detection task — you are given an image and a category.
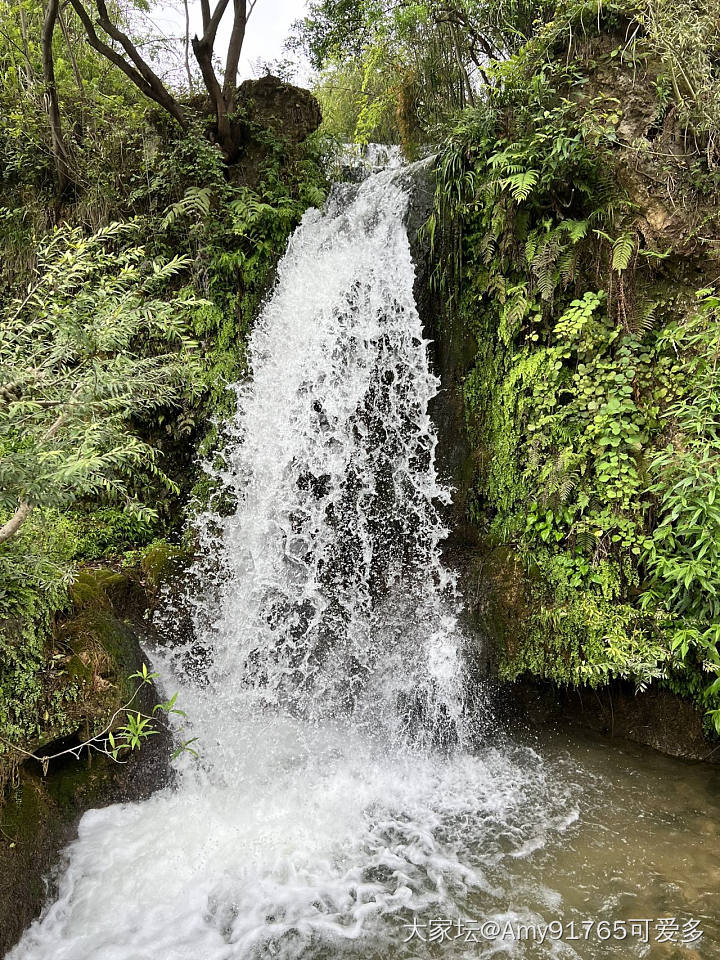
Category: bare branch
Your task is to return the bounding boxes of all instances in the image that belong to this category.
[199,0,211,31]
[67,0,187,128]
[183,0,193,91]
[203,0,232,45]
[0,501,32,544]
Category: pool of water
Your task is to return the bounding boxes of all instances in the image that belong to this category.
[11,716,719,960]
[451,725,720,960]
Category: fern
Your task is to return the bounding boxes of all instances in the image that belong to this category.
[500,283,529,343]
[629,296,659,335]
[501,170,539,202]
[161,187,212,230]
[611,232,636,272]
[573,526,598,555]
[531,234,561,301]
[0,225,203,537]
[558,247,580,286]
[525,235,538,265]
[562,219,590,243]
[479,233,496,265]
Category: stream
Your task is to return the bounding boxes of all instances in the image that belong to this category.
[9,162,719,960]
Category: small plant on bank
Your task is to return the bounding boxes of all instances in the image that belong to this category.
[0,664,198,774]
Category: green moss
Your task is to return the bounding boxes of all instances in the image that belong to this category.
[69,569,128,611]
[0,556,149,794]
[137,540,189,593]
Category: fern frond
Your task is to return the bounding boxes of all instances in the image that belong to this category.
[161,187,212,230]
[629,297,659,335]
[558,247,580,286]
[532,234,561,301]
[573,527,597,555]
[563,219,589,243]
[501,170,539,202]
[611,232,636,272]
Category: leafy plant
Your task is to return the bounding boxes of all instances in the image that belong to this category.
[433,6,720,719]
[645,289,720,728]
[1,662,197,772]
[0,222,202,544]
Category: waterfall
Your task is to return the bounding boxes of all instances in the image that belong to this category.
[10,164,577,960]
[173,163,467,753]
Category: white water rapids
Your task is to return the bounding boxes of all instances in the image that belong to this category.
[10,164,583,960]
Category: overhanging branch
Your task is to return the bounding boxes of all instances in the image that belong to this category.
[67,0,187,128]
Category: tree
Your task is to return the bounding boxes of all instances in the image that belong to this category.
[297,0,553,146]
[41,0,72,195]
[0,223,201,545]
[64,0,255,159]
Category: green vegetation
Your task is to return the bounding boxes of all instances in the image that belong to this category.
[297,0,552,147]
[428,0,720,729]
[3,0,720,798]
[0,0,328,790]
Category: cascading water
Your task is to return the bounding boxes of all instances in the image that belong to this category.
[9,163,596,960]
[176,161,468,746]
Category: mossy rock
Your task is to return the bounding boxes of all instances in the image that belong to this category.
[1,562,161,796]
[0,573,171,954]
[69,568,128,610]
[0,701,170,954]
[139,539,190,596]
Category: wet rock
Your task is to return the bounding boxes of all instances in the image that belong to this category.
[503,679,719,763]
[0,568,172,955]
[399,156,478,538]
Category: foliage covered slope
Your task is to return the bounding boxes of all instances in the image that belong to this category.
[431,0,720,731]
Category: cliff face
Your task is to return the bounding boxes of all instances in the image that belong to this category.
[426,6,720,758]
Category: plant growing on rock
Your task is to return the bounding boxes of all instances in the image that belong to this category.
[431,0,720,727]
[0,663,198,774]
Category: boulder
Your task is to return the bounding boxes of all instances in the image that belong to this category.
[237,75,322,145]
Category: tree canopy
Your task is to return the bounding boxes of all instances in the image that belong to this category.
[295,0,554,146]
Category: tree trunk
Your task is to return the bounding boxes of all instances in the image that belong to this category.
[192,33,231,148]
[222,0,247,109]
[65,0,249,159]
[41,0,72,195]
[192,0,244,159]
